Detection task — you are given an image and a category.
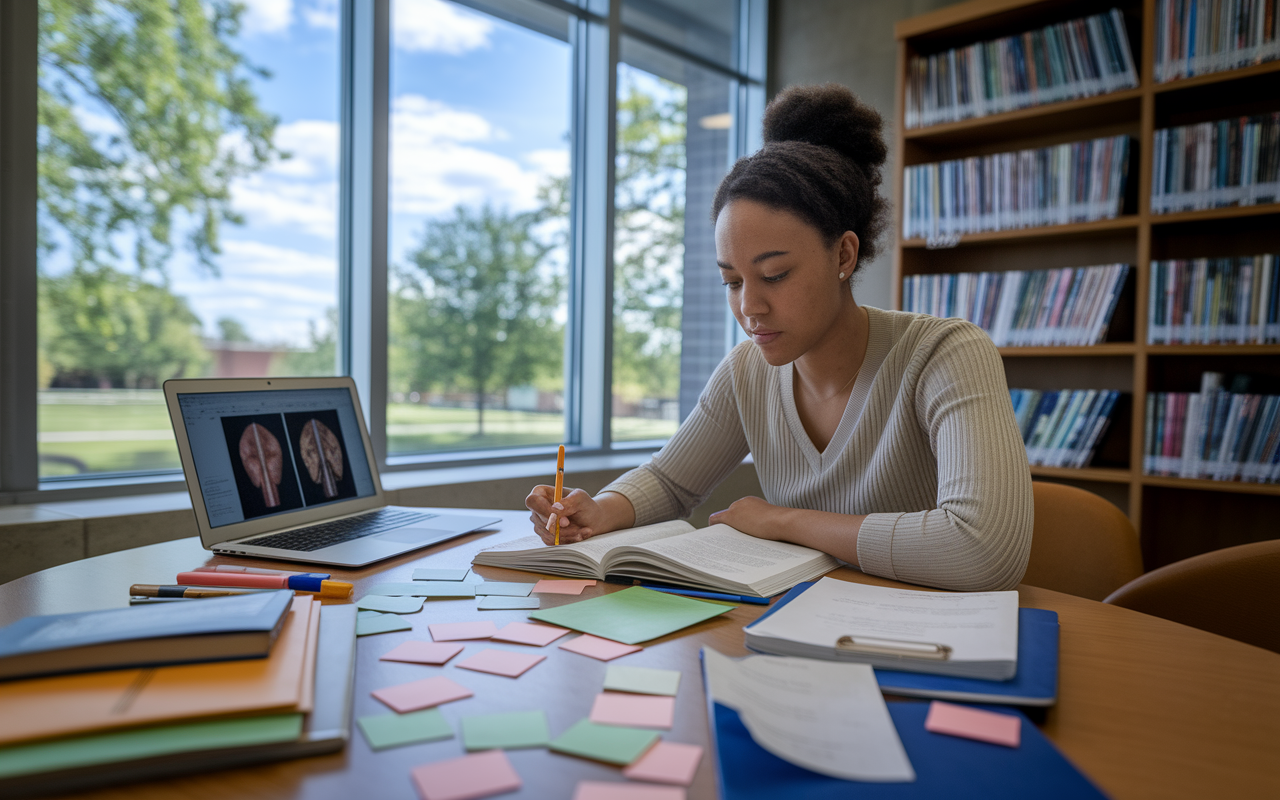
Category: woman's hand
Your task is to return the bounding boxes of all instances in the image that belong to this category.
[526,486,607,545]
[708,496,787,539]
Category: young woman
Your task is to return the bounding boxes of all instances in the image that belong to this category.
[526,84,1033,592]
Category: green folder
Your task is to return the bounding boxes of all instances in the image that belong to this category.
[529,586,732,644]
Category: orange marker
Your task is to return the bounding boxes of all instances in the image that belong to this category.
[553,445,565,545]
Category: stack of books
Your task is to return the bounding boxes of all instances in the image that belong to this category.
[1151,112,1280,214]
[1148,254,1280,344]
[903,135,1131,242]
[903,264,1130,347]
[1154,0,1280,83]
[1011,388,1124,468]
[905,9,1137,129]
[1145,372,1280,482]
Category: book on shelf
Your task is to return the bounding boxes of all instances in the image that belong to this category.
[903,135,1131,242]
[1011,388,1124,469]
[903,263,1130,347]
[1151,112,1280,213]
[472,519,838,598]
[1145,372,1280,482]
[905,8,1137,130]
[1148,255,1280,344]
[1155,0,1280,83]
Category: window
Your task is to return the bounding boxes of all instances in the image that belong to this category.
[1,0,766,499]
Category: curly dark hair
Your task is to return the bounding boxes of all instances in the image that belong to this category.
[711,83,890,269]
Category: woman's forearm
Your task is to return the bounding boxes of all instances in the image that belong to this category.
[592,490,637,534]
[709,497,866,566]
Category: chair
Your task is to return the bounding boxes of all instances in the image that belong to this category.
[1021,481,1143,601]
[1104,539,1280,654]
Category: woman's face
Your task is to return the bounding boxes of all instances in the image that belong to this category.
[715,199,858,366]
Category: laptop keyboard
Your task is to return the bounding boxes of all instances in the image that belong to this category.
[247,509,440,552]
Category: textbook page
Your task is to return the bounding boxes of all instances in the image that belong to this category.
[702,648,914,782]
[473,520,695,569]
[620,525,836,589]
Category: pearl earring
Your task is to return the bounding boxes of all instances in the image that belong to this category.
[838,272,845,280]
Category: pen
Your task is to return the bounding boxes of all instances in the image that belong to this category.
[553,444,565,546]
[603,576,770,605]
[130,584,272,598]
[174,571,354,599]
[191,565,331,580]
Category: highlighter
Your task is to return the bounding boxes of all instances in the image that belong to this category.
[174,571,353,599]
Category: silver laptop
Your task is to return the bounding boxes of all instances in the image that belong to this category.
[163,376,500,567]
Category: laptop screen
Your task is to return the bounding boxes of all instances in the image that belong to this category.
[176,387,378,528]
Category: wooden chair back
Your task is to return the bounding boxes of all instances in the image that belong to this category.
[1022,481,1142,601]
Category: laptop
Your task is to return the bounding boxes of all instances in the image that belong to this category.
[163,376,500,567]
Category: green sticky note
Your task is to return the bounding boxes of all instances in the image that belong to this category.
[357,709,453,751]
[356,594,424,614]
[461,710,550,750]
[368,582,434,596]
[474,582,536,597]
[416,582,478,598]
[413,568,469,581]
[548,719,659,765]
[477,596,540,610]
[529,587,731,644]
[356,613,413,636]
[603,665,682,696]
[0,714,303,778]
[357,610,384,619]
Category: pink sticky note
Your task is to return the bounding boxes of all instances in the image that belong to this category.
[455,648,547,678]
[559,634,642,661]
[622,741,703,786]
[572,781,685,800]
[412,749,522,800]
[429,621,499,641]
[491,621,572,647]
[380,640,465,665]
[532,579,596,595]
[590,692,675,729]
[372,675,473,713]
[924,701,1021,748]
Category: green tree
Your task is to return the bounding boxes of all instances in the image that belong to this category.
[278,308,338,377]
[394,205,564,435]
[217,316,252,342]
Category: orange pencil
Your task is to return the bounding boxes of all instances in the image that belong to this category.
[553,445,565,545]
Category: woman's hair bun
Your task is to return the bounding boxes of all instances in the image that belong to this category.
[762,83,887,172]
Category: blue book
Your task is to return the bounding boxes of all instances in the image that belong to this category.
[747,582,1059,706]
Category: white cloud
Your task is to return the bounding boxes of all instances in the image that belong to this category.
[227,119,340,239]
[301,0,338,29]
[395,0,493,54]
[239,0,294,36]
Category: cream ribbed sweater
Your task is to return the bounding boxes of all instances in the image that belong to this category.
[601,305,1034,592]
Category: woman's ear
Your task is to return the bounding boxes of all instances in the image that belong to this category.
[837,231,860,280]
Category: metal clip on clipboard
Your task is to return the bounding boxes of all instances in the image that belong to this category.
[835,636,953,660]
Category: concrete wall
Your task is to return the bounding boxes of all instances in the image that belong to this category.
[768,0,963,310]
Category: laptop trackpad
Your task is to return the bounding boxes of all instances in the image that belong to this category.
[376,527,450,544]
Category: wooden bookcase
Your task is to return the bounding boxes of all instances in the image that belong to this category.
[893,0,1280,569]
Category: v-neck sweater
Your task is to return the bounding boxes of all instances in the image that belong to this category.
[600,305,1034,592]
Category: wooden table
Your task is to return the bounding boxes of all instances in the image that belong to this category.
[3,509,1278,800]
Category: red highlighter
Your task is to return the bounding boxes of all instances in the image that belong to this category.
[174,571,353,599]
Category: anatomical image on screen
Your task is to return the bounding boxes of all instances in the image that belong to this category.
[220,414,304,519]
[284,409,357,507]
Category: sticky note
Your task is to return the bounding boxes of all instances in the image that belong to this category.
[622,741,703,786]
[357,609,383,618]
[590,692,675,729]
[573,782,686,800]
[924,701,1021,748]
[367,582,435,596]
[474,582,536,597]
[356,594,424,614]
[455,649,546,678]
[530,587,731,644]
[559,634,642,661]
[549,719,660,765]
[411,749,522,800]
[532,579,596,595]
[357,709,453,751]
[414,568,469,582]
[372,675,473,713]
[429,621,498,641]
[356,614,413,636]
[604,665,681,696]
[477,596,540,610]
[416,582,478,598]
[491,622,571,647]
[460,710,550,750]
[380,640,465,666]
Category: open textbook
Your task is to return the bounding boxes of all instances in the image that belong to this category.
[472,520,838,598]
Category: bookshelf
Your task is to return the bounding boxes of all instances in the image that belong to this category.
[893,0,1280,569]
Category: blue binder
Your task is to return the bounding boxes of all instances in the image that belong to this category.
[748,582,1060,706]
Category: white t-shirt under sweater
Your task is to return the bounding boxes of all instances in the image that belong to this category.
[600,305,1034,592]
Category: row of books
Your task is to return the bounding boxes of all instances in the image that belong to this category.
[1144,373,1280,482]
[903,264,1130,347]
[1011,388,1123,468]
[1151,112,1280,213]
[1155,0,1280,83]
[1148,255,1280,344]
[903,135,1130,242]
[904,9,1137,129]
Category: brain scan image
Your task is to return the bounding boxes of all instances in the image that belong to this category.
[238,422,284,508]
[299,418,344,499]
